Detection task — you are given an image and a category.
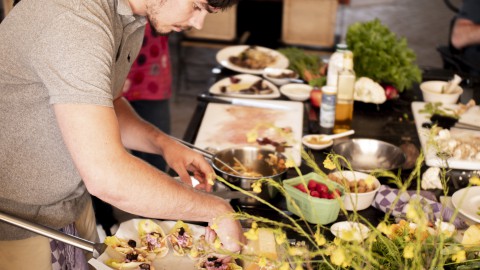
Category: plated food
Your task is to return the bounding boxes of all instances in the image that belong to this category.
[97,219,239,270]
[216,45,289,75]
[209,74,280,99]
[327,171,380,211]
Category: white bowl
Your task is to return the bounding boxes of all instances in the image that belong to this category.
[302,134,333,150]
[328,171,380,211]
[280,83,312,101]
[330,221,370,241]
[263,68,299,86]
[420,80,463,104]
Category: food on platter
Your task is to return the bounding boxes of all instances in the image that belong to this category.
[104,236,155,269]
[228,46,277,70]
[138,219,169,257]
[219,77,274,95]
[167,220,195,257]
[327,173,378,193]
[196,255,242,270]
[431,128,480,160]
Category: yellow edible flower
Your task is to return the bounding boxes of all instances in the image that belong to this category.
[403,243,414,259]
[210,221,218,231]
[246,130,258,143]
[452,250,466,263]
[252,181,262,193]
[294,265,304,270]
[207,173,215,186]
[314,226,326,246]
[323,157,336,170]
[331,247,346,266]
[285,158,296,168]
[279,262,290,270]
[469,175,480,186]
[214,238,222,250]
[275,231,287,245]
[377,222,392,237]
[244,228,258,241]
[365,175,375,188]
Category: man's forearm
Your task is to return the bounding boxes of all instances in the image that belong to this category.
[451,18,480,49]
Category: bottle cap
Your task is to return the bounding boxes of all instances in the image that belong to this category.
[336,43,348,51]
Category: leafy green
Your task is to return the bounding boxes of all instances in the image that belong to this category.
[278,47,326,87]
[346,19,422,92]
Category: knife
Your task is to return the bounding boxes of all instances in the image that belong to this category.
[198,94,291,111]
[0,211,107,258]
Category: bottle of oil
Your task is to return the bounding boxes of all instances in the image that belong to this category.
[333,51,355,134]
[326,43,349,87]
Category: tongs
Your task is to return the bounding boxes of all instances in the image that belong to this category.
[0,211,107,258]
[170,136,242,175]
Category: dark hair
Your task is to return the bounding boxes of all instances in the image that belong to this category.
[207,0,239,10]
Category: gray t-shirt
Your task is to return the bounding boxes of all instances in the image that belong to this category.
[0,0,145,240]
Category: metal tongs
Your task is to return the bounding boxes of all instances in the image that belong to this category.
[0,211,107,258]
[170,136,242,175]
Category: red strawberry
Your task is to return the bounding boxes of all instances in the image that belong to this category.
[319,191,329,199]
[294,184,307,193]
[307,180,317,190]
[310,190,320,198]
[316,183,329,194]
[333,189,342,198]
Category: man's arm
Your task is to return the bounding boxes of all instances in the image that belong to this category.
[112,96,214,188]
[451,18,480,49]
[53,103,242,251]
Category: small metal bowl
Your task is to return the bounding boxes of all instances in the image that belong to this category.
[211,146,288,206]
[332,139,406,172]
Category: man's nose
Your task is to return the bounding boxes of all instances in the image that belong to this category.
[190,10,208,30]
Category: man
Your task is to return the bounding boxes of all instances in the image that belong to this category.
[0,0,241,268]
[450,0,480,74]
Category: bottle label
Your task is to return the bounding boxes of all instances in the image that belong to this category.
[320,93,336,128]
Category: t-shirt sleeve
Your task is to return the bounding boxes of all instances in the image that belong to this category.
[458,0,480,24]
[30,11,115,107]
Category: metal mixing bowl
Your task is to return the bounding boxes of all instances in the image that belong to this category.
[332,139,406,172]
[211,146,288,206]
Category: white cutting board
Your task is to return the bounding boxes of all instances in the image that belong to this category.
[194,100,304,166]
[411,101,480,170]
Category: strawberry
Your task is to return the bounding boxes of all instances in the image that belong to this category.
[307,180,317,191]
[294,184,307,193]
[310,190,320,198]
[316,183,329,194]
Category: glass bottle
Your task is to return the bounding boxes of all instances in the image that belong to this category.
[319,85,337,130]
[333,51,355,134]
[326,43,349,87]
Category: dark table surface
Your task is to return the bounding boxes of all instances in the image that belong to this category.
[180,67,480,237]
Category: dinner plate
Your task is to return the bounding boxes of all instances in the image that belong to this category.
[209,74,280,99]
[451,186,480,223]
[216,45,289,75]
[330,221,370,241]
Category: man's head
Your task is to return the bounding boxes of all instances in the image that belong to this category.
[132,0,239,35]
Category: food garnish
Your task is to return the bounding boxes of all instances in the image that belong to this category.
[167,220,195,257]
[228,46,276,70]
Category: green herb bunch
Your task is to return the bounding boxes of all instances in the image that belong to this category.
[278,47,326,87]
[346,19,422,92]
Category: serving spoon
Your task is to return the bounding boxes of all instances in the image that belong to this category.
[318,129,355,142]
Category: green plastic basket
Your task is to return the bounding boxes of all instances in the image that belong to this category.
[283,172,344,224]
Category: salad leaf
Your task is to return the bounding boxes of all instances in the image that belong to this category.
[346,19,422,92]
[278,47,326,87]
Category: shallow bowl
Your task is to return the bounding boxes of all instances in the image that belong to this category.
[328,171,380,211]
[262,67,299,86]
[332,138,406,172]
[420,80,463,104]
[280,83,312,101]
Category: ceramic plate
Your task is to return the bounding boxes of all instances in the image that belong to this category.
[302,135,333,150]
[216,45,289,75]
[209,74,280,99]
[330,221,370,241]
[451,186,480,223]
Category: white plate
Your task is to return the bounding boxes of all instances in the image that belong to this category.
[451,186,480,223]
[411,101,480,170]
[330,221,370,241]
[302,135,333,150]
[216,45,289,75]
[209,74,280,99]
[90,219,207,270]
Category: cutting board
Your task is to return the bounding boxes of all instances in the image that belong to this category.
[411,101,480,170]
[194,100,304,166]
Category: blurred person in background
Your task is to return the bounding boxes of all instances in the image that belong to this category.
[450,0,480,74]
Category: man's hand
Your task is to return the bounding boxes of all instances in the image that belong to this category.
[207,214,245,254]
[161,140,215,191]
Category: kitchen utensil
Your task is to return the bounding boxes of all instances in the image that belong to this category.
[211,146,288,206]
[197,93,291,110]
[170,136,243,176]
[302,130,355,150]
[0,211,106,258]
[332,138,406,172]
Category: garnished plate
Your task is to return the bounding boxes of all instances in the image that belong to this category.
[209,74,280,99]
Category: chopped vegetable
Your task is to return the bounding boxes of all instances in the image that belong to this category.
[277,47,326,87]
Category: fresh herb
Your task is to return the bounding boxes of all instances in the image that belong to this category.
[418,102,459,119]
[346,19,422,92]
[277,47,326,87]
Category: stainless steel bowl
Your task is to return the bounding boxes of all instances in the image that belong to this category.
[332,139,406,172]
[211,146,288,206]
